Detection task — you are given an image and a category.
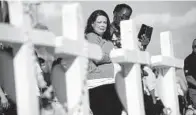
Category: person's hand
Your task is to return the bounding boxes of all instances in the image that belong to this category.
[140,34,150,46]
[41,86,53,99]
[185,108,194,115]
[0,96,10,109]
[137,40,143,51]
[138,34,150,51]
[162,107,172,115]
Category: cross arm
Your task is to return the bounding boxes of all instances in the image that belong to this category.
[0,23,56,47]
[151,55,184,69]
[55,37,102,60]
[110,48,151,65]
[0,24,102,60]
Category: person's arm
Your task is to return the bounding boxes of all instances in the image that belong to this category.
[143,66,156,90]
[36,62,47,89]
[51,64,67,105]
[143,66,157,104]
[0,86,10,109]
[176,76,188,95]
[86,33,111,65]
[0,86,6,99]
[97,52,111,65]
[149,89,157,104]
[184,58,196,87]
[186,76,196,87]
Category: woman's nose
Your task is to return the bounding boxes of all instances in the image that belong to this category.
[100,23,106,27]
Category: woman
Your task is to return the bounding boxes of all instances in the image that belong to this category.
[85,10,123,115]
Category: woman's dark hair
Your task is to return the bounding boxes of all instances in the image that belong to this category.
[85,10,111,41]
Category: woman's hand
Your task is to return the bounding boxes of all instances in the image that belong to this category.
[1,96,10,109]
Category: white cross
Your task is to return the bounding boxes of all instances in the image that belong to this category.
[55,3,101,115]
[151,31,184,115]
[0,1,102,115]
[110,19,150,115]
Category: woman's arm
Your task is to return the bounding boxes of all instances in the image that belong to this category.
[86,33,112,65]
[94,52,111,65]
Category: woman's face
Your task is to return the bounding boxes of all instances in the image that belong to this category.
[92,15,107,36]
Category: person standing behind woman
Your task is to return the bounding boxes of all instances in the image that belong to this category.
[110,3,132,48]
[85,10,123,115]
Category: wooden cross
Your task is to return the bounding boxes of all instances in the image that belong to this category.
[151,31,184,115]
[0,1,102,115]
[110,19,151,115]
[54,3,101,115]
